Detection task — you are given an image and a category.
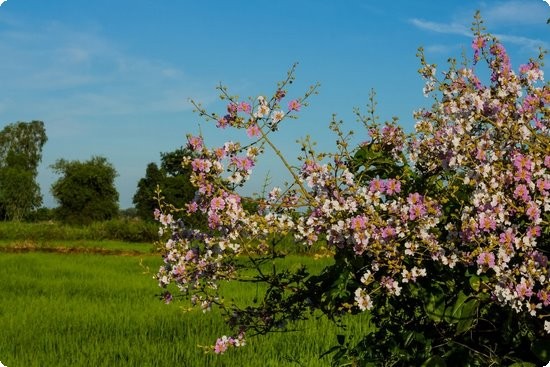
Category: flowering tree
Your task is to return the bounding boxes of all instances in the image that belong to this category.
[155,13,549,366]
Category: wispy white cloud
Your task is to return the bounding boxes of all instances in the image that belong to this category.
[0,18,216,129]
[495,33,548,52]
[410,4,548,53]
[424,44,461,55]
[482,1,549,25]
[409,18,470,36]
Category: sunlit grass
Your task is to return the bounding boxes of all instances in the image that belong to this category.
[0,250,371,367]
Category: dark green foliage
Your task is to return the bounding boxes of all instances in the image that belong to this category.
[0,219,158,242]
[133,147,196,222]
[119,207,138,219]
[51,156,119,224]
[0,120,47,221]
[133,162,164,220]
[25,207,56,222]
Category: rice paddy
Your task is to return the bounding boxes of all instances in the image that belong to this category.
[0,242,371,366]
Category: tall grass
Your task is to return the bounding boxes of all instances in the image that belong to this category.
[0,219,158,243]
[0,252,372,366]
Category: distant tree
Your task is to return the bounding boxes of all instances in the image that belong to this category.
[119,207,138,219]
[133,162,164,221]
[51,156,119,224]
[133,147,197,222]
[0,120,47,221]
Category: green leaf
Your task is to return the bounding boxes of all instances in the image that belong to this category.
[532,339,550,362]
[421,355,447,367]
[424,289,446,322]
[469,275,481,292]
[445,291,468,322]
[442,291,478,334]
[508,363,536,367]
[456,298,479,334]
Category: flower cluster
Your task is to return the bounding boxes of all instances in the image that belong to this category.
[155,30,549,358]
[213,332,246,354]
[413,36,549,317]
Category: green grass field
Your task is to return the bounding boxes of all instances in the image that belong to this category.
[0,243,371,366]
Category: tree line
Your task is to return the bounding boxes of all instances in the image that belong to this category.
[0,120,196,224]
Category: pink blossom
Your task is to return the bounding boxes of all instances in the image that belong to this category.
[301,160,319,174]
[519,62,544,82]
[407,193,422,205]
[475,148,487,162]
[208,212,221,228]
[227,103,238,115]
[537,290,550,306]
[186,201,198,213]
[246,124,261,138]
[381,226,396,239]
[198,182,213,195]
[527,226,541,238]
[385,179,401,195]
[489,43,511,79]
[525,201,540,222]
[350,215,367,230]
[159,213,174,226]
[217,115,229,128]
[369,178,385,193]
[191,158,213,173]
[521,95,538,114]
[185,249,196,261]
[210,197,226,211]
[536,178,550,196]
[516,281,533,300]
[519,62,534,74]
[238,102,251,113]
[471,36,486,62]
[231,156,254,171]
[214,147,226,160]
[513,184,531,202]
[499,228,515,245]
[513,154,533,171]
[214,336,233,354]
[380,125,405,153]
[288,99,301,111]
[187,135,203,151]
[478,213,496,232]
[380,276,401,296]
[477,252,495,268]
[409,204,426,221]
[530,250,548,267]
[513,169,532,183]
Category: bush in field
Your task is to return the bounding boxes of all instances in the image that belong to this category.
[155,14,549,366]
[92,219,158,242]
[51,156,119,225]
[25,207,56,222]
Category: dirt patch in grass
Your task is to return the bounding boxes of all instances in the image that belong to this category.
[0,241,148,256]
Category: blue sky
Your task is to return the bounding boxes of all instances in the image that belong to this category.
[0,0,548,209]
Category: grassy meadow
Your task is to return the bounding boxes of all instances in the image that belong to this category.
[0,232,371,366]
